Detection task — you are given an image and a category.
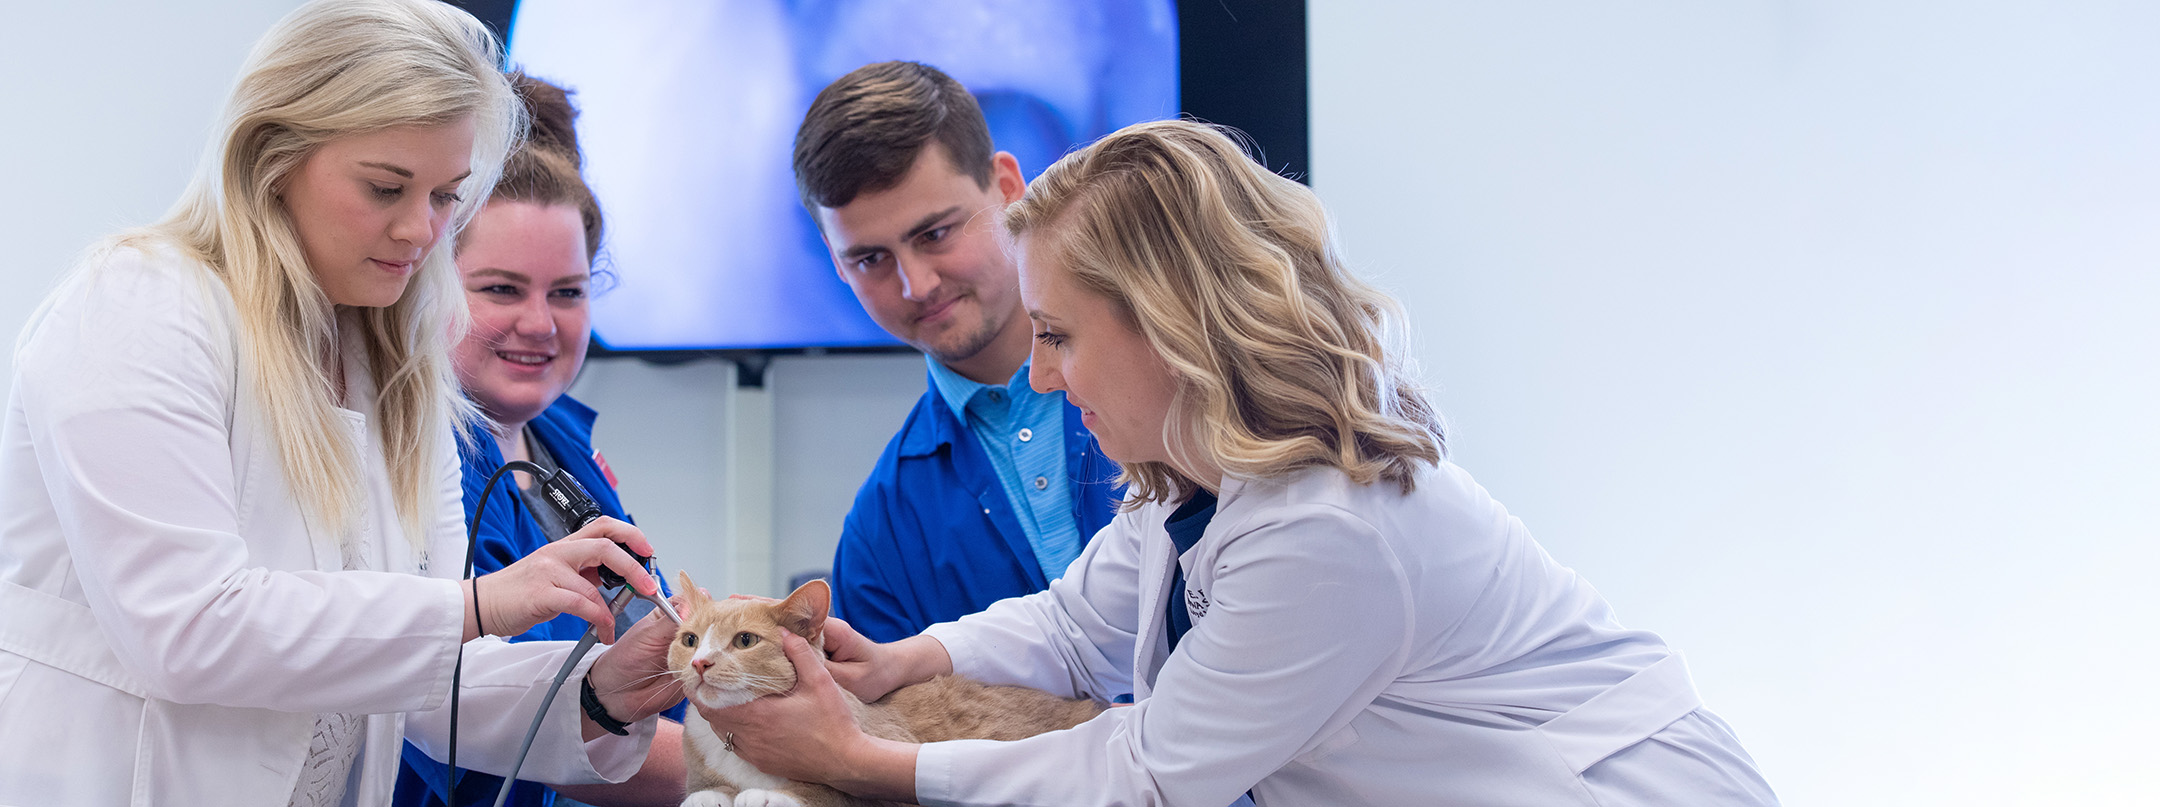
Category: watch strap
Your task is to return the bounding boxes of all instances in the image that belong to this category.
[580,674,631,736]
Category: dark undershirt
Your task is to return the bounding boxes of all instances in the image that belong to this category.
[1165,489,1263,806]
[1163,489,1218,654]
[515,433,574,542]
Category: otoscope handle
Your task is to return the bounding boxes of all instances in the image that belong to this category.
[594,554,652,591]
[538,471,606,529]
[535,470,653,589]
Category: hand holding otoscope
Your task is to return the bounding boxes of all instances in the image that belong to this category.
[535,470,682,627]
[464,521,669,642]
[449,460,688,807]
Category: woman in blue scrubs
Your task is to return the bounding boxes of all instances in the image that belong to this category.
[394,74,686,807]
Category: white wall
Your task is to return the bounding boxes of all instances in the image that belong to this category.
[14,2,2158,805]
[4,0,311,381]
[563,352,922,597]
[1310,2,2160,805]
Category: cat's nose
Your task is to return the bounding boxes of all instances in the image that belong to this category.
[691,657,712,675]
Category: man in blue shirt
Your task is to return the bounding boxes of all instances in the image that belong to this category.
[793,61,1122,642]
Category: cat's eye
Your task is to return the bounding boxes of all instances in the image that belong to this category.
[680,633,697,648]
[733,631,759,649]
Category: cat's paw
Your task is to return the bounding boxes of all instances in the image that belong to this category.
[732,790,804,807]
[681,790,732,807]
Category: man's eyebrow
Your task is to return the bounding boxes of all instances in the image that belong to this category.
[838,206,966,259]
[904,206,964,240]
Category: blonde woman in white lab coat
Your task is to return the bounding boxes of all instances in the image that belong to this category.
[0,2,683,805]
[701,120,1781,806]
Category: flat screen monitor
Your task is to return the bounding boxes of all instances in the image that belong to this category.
[460,0,1305,357]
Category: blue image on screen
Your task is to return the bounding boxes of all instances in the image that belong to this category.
[507,0,1180,352]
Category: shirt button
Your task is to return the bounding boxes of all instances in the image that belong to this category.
[1034,476,1049,490]
[1017,428,1033,442]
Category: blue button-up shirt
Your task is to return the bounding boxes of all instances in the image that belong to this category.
[927,357,1083,579]
[829,368,1123,643]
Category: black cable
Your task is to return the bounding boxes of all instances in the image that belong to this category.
[453,458,659,806]
[491,597,621,807]
[484,464,631,807]
[448,459,551,801]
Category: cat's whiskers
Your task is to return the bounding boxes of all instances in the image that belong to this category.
[601,670,680,693]
[628,685,683,712]
[678,666,800,711]
[721,671,797,694]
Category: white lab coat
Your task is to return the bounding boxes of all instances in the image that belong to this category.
[0,245,652,806]
[918,462,1778,806]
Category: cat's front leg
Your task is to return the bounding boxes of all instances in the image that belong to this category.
[682,789,737,807]
[731,790,805,807]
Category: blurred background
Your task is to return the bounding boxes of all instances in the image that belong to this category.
[7,1,2155,804]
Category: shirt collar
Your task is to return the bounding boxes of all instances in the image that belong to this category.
[925,354,1032,421]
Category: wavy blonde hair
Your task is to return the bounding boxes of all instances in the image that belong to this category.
[1006,120,1443,504]
[126,0,520,545]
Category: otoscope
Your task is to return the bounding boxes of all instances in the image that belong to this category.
[445,459,680,807]
[532,469,684,626]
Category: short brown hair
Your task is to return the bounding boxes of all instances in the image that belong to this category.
[792,61,994,210]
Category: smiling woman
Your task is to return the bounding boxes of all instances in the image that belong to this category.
[448,72,606,498]
[454,200,591,426]
[1010,232,1178,470]
[391,73,690,807]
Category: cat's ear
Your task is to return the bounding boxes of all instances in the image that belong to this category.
[676,571,711,608]
[775,578,831,642]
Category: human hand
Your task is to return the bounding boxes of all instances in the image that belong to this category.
[470,520,658,639]
[819,615,898,702]
[826,623,955,705]
[700,630,872,783]
[587,599,690,723]
[560,516,660,576]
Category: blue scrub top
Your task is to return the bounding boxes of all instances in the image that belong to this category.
[830,371,1123,644]
[392,395,683,807]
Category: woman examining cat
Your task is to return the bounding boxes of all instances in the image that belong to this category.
[702,120,1781,805]
[0,2,680,805]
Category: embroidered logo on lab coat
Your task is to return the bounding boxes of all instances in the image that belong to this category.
[1185,586,1210,618]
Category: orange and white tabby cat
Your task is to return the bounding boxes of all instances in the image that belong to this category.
[667,574,1103,807]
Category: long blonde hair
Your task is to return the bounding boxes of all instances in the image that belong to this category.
[131,0,520,544]
[1006,120,1443,505]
